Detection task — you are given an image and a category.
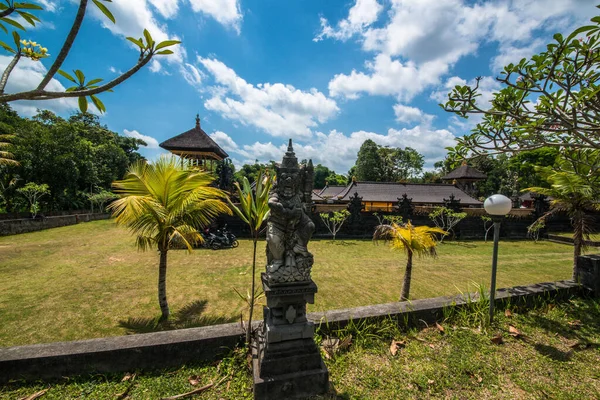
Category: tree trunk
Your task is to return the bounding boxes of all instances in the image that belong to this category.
[400,251,413,301]
[158,249,170,320]
[573,219,583,282]
[246,240,258,345]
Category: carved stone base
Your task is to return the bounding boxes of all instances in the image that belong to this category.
[253,273,329,399]
[253,333,329,399]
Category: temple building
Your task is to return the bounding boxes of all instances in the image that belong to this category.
[312,181,482,212]
[159,114,229,170]
[441,162,487,197]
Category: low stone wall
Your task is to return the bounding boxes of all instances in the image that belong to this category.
[548,234,600,247]
[0,213,110,236]
[0,280,583,383]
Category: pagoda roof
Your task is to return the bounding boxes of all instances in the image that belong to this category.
[441,164,487,180]
[159,115,228,159]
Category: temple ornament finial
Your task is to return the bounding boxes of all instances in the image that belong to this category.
[195,113,200,128]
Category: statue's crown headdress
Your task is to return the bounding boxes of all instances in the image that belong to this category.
[280,139,299,171]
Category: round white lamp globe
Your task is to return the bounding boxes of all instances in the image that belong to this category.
[484,194,512,216]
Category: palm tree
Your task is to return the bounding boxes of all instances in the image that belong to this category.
[0,134,18,166]
[374,222,446,301]
[228,169,273,345]
[525,152,600,281]
[109,155,231,320]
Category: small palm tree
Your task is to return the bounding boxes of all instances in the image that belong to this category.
[0,134,18,166]
[228,169,273,345]
[374,222,446,301]
[526,153,600,280]
[110,156,231,320]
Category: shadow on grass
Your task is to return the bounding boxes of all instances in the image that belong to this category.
[118,299,237,334]
[441,241,478,248]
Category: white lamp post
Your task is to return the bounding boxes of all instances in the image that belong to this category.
[483,194,512,323]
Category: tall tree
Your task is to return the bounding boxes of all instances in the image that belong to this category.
[0,1,181,113]
[313,163,347,188]
[110,156,231,319]
[355,139,382,181]
[373,222,446,300]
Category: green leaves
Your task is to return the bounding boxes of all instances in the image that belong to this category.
[228,170,273,237]
[58,69,76,83]
[78,96,88,113]
[57,69,108,114]
[155,40,180,51]
[126,31,180,58]
[92,0,115,24]
[126,37,144,48]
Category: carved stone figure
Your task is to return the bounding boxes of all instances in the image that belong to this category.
[265,139,315,285]
[397,193,414,221]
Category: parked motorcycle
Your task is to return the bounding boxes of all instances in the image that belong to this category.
[203,226,238,250]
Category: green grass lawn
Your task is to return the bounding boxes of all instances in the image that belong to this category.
[0,219,585,347]
[2,298,600,399]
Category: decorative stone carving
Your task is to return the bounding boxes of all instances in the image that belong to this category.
[265,140,315,286]
[443,193,462,212]
[533,193,550,218]
[347,191,364,225]
[397,193,414,221]
[254,140,328,400]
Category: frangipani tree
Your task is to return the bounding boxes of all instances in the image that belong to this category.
[110,156,231,320]
[374,222,446,301]
[0,0,181,113]
[228,169,273,345]
[442,10,600,163]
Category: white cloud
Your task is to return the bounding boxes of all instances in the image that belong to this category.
[181,63,204,89]
[38,0,57,12]
[188,0,242,33]
[314,0,383,42]
[0,55,95,117]
[393,104,433,124]
[198,57,339,138]
[123,129,160,149]
[210,130,239,153]
[321,0,597,104]
[329,54,447,102]
[149,0,181,19]
[212,126,456,173]
[491,39,546,71]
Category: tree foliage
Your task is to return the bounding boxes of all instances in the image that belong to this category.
[525,150,600,280]
[17,181,48,217]
[443,11,600,158]
[313,163,347,189]
[320,209,350,241]
[429,206,467,242]
[110,156,231,319]
[0,0,181,113]
[0,105,145,212]
[355,140,425,182]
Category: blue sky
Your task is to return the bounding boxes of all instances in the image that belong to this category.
[2,0,596,173]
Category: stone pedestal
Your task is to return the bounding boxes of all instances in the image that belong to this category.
[577,254,600,297]
[253,273,328,399]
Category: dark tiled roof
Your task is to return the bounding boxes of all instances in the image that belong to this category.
[315,185,347,198]
[159,116,228,159]
[441,164,487,180]
[330,181,482,205]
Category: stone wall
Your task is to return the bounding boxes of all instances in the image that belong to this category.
[218,210,576,240]
[0,213,110,236]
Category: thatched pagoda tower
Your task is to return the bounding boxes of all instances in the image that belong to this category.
[159,114,228,170]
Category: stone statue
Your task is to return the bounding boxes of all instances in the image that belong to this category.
[265,139,315,285]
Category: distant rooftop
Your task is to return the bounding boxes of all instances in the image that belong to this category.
[441,164,487,181]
